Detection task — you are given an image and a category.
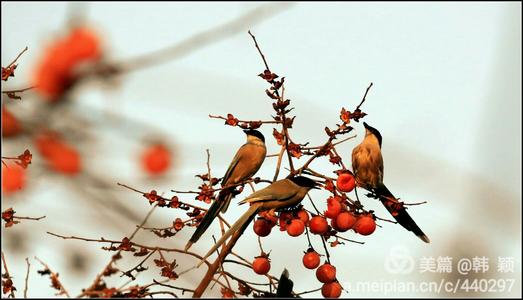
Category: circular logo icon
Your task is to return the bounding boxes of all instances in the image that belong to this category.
[384,245,415,274]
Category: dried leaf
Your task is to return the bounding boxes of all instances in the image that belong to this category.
[340,107,351,124]
[225,114,239,126]
[272,128,284,145]
[258,70,278,82]
[2,65,17,81]
[287,143,302,159]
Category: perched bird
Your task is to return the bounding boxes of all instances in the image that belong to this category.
[351,122,430,243]
[196,176,319,266]
[185,129,266,251]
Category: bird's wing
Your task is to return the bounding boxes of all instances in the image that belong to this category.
[378,151,384,179]
[221,144,246,186]
[351,145,360,175]
[238,180,298,205]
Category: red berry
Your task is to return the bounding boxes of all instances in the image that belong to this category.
[141,143,171,175]
[302,250,320,269]
[33,27,101,101]
[34,132,60,158]
[278,212,292,231]
[253,218,272,237]
[49,144,82,175]
[286,219,305,237]
[330,217,341,231]
[316,263,336,283]
[309,216,328,235]
[221,287,235,298]
[252,257,270,275]
[336,173,355,192]
[258,211,278,227]
[335,211,357,232]
[2,164,26,194]
[2,107,21,137]
[297,209,310,225]
[66,27,102,61]
[354,215,376,235]
[321,282,342,298]
[34,133,82,175]
[324,197,342,219]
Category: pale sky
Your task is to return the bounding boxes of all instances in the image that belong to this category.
[2,2,521,298]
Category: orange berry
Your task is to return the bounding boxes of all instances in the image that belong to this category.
[302,250,321,269]
[297,209,310,225]
[2,164,26,194]
[66,27,101,61]
[278,212,292,231]
[316,263,336,283]
[221,287,235,298]
[2,107,21,137]
[252,257,270,275]
[253,218,272,237]
[34,133,82,175]
[33,27,101,101]
[141,143,171,175]
[354,215,376,235]
[48,144,82,175]
[335,211,357,232]
[321,281,342,298]
[336,173,355,192]
[330,217,342,232]
[286,219,305,237]
[309,216,329,235]
[324,197,342,219]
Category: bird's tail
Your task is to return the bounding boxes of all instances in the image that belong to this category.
[218,188,234,213]
[196,203,261,267]
[185,196,226,251]
[376,185,430,243]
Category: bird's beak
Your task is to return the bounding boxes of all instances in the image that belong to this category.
[243,129,250,134]
[363,122,369,129]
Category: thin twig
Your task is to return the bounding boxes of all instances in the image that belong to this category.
[319,236,331,265]
[296,287,322,296]
[13,215,46,221]
[120,248,157,279]
[404,201,428,206]
[307,193,321,215]
[24,258,30,298]
[272,144,286,182]
[152,279,195,294]
[257,236,265,254]
[5,46,28,68]
[248,30,271,71]
[76,204,157,297]
[1,86,36,94]
[34,256,70,297]
[1,251,16,298]
[209,114,279,125]
[117,182,233,228]
[356,82,373,111]
[334,235,365,245]
[46,232,212,268]
[302,134,357,150]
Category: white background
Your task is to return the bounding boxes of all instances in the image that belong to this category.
[1,2,521,298]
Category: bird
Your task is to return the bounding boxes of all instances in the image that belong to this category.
[351,122,430,243]
[275,268,294,298]
[185,129,266,251]
[196,176,319,267]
